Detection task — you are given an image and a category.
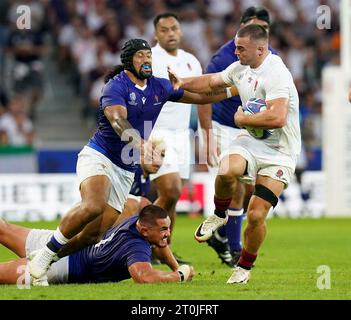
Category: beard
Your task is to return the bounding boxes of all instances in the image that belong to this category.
[137,64,153,79]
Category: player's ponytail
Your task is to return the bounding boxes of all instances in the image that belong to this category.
[104,65,124,83]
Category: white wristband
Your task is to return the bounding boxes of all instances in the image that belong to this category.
[226,87,232,98]
[177,265,191,282]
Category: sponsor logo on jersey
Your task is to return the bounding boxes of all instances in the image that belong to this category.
[128,92,138,106]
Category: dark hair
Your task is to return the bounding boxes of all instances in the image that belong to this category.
[139,205,168,225]
[240,6,270,25]
[237,24,269,41]
[104,65,124,83]
[153,12,179,28]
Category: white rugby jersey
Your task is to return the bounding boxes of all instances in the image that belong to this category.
[152,43,202,130]
[221,52,301,158]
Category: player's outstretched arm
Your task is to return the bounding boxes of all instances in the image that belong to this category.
[152,246,179,271]
[179,86,238,105]
[168,66,226,93]
[104,105,144,150]
[104,105,163,173]
[128,262,194,283]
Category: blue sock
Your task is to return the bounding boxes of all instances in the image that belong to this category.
[225,208,244,252]
[46,228,69,253]
[217,225,226,237]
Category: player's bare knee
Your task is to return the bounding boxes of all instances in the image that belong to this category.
[80,202,106,222]
[247,208,266,227]
[218,155,246,177]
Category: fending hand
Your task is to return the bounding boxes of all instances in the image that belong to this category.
[167,66,183,90]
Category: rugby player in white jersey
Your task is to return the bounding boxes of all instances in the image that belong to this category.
[150,13,202,257]
[168,24,301,284]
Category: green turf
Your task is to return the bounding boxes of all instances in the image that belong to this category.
[0,217,350,300]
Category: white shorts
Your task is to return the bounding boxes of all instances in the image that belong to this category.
[149,129,191,181]
[220,134,297,187]
[212,120,243,156]
[77,146,134,212]
[25,229,69,284]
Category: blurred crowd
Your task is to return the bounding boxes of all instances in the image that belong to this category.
[0,0,341,171]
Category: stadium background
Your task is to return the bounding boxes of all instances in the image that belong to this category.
[0,0,351,301]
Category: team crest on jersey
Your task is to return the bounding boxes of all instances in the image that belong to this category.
[237,73,244,81]
[276,169,284,178]
[248,76,253,83]
[128,92,137,106]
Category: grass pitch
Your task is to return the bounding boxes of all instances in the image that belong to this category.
[0,216,350,300]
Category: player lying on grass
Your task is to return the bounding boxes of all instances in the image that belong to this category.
[0,205,194,286]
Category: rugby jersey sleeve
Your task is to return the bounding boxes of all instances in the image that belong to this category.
[100,79,128,109]
[221,61,241,86]
[125,239,152,266]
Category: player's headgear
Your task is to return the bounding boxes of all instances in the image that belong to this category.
[240,6,270,25]
[121,39,152,79]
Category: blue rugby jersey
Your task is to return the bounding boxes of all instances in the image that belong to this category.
[206,40,277,128]
[88,71,184,172]
[68,215,151,283]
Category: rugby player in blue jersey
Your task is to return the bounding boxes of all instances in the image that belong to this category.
[0,205,193,285]
[28,38,237,281]
[198,7,276,267]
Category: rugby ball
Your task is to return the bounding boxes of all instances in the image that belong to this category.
[242,98,273,139]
